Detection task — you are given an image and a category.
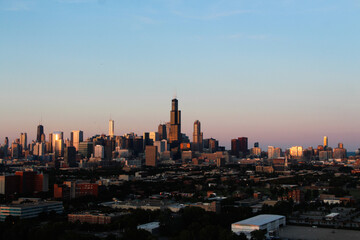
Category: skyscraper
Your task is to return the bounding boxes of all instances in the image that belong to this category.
[169,98,181,143]
[324,136,328,149]
[71,130,83,151]
[192,120,203,152]
[169,98,181,158]
[238,137,248,157]
[64,146,76,167]
[20,133,27,150]
[109,120,114,137]
[37,125,44,142]
[158,123,167,140]
[52,131,63,154]
[145,145,158,167]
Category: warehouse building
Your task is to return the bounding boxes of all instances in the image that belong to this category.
[231,214,286,239]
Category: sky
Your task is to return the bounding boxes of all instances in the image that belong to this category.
[1,0,360,151]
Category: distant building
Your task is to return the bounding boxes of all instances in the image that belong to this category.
[149,132,159,143]
[94,145,105,159]
[11,143,21,159]
[145,146,158,167]
[20,133,27,151]
[208,138,219,153]
[71,130,83,151]
[289,146,303,158]
[64,146,77,167]
[109,120,114,137]
[324,136,328,149]
[54,181,98,200]
[231,137,248,157]
[37,125,44,142]
[68,212,122,224]
[158,124,167,140]
[154,140,168,154]
[333,143,346,159]
[78,142,94,158]
[319,150,332,161]
[0,171,48,195]
[268,146,281,159]
[169,98,181,158]
[192,120,203,152]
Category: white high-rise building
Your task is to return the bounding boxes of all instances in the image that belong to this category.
[94,145,105,159]
[109,120,114,137]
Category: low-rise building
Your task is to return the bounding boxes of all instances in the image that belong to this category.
[68,212,123,224]
[231,214,286,239]
[0,198,63,221]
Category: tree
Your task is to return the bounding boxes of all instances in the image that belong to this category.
[250,230,266,240]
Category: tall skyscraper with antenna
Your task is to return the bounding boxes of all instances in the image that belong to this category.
[169,98,182,159]
[37,125,44,142]
[169,98,181,144]
[109,119,114,137]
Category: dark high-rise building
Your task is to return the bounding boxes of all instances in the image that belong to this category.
[20,133,27,151]
[208,138,219,153]
[143,132,151,150]
[158,124,167,140]
[37,125,44,142]
[169,98,181,158]
[78,142,94,158]
[11,143,21,159]
[238,137,248,156]
[145,145,158,167]
[49,133,53,152]
[192,120,203,152]
[64,146,77,167]
[231,137,249,157]
[133,137,144,154]
[231,139,239,156]
[169,98,181,143]
[104,139,115,161]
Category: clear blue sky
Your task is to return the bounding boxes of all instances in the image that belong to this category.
[1,0,360,150]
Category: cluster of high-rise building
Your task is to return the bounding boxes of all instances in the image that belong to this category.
[0,99,356,169]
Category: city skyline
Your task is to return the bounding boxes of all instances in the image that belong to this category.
[1,97,358,152]
[1,0,360,150]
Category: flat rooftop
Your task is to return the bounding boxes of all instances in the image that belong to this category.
[233,214,285,226]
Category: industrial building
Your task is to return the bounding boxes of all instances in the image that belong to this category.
[231,214,286,239]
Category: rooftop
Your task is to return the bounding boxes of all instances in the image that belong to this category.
[138,222,160,230]
[233,214,285,226]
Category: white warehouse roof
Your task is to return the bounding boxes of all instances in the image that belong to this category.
[233,214,285,227]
